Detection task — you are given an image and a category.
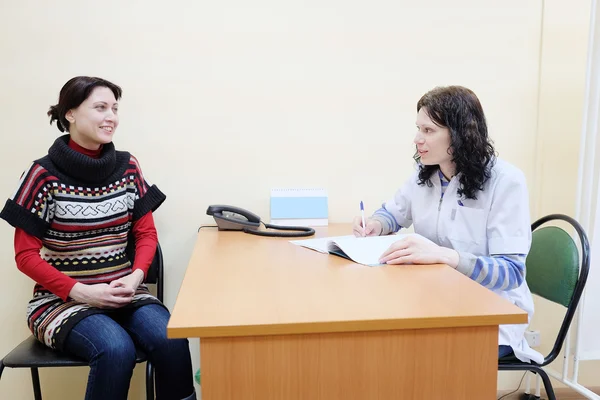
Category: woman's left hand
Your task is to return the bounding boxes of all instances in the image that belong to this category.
[379,235,459,267]
[109,269,145,295]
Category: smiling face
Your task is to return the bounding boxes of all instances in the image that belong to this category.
[414,106,455,176]
[66,86,119,150]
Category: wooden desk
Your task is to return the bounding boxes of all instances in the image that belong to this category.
[168,224,527,399]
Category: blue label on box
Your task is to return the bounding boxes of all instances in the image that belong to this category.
[270,196,328,219]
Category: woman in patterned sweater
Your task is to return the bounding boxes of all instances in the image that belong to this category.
[0,76,196,400]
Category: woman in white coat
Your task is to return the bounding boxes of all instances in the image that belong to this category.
[353,85,543,363]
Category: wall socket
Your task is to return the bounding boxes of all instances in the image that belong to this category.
[524,330,541,348]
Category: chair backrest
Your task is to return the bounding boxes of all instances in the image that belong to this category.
[527,227,580,307]
[125,238,164,302]
[525,214,590,364]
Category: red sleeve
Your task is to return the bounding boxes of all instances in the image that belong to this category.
[14,228,78,301]
[131,212,158,279]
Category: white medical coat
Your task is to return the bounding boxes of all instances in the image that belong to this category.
[383,158,543,363]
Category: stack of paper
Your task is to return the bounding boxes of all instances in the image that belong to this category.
[290,233,423,266]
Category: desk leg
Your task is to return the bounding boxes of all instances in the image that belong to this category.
[199,325,498,400]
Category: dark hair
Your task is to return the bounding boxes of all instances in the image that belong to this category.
[415,86,496,200]
[47,76,122,132]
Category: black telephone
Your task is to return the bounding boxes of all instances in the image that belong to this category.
[206,205,315,237]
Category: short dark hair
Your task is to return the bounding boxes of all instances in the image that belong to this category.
[415,86,496,200]
[47,76,122,132]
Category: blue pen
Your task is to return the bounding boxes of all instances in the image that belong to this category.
[360,201,366,236]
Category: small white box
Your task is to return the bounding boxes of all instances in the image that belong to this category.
[270,188,328,227]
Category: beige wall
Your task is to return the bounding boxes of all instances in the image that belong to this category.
[0,0,594,398]
[528,0,600,391]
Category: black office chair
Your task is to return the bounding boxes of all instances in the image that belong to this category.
[498,214,590,400]
[0,241,165,400]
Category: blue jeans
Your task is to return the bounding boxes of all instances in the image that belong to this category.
[498,345,513,358]
[63,304,196,400]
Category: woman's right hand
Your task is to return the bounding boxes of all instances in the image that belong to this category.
[68,282,135,309]
[353,217,383,237]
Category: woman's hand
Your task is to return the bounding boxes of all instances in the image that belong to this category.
[352,217,383,237]
[109,269,145,294]
[379,235,459,267]
[69,282,135,308]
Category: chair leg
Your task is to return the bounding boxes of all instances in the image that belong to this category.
[519,394,540,400]
[520,372,541,400]
[146,361,155,400]
[31,367,42,400]
[536,369,556,400]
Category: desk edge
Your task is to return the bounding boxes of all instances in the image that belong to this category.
[167,312,527,339]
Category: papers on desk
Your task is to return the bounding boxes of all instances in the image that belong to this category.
[290,233,422,266]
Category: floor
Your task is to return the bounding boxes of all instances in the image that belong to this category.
[497,389,598,399]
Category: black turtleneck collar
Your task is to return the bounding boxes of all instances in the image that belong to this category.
[45,134,127,184]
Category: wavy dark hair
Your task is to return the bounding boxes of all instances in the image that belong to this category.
[47,76,122,132]
[415,86,496,200]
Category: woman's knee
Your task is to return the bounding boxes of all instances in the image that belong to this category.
[97,336,137,365]
[65,314,136,364]
[84,324,137,368]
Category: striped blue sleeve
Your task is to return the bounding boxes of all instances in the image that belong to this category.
[372,204,402,235]
[456,253,526,291]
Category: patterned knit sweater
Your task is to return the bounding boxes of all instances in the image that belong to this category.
[0,134,166,350]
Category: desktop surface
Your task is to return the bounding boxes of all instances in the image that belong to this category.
[167,224,527,338]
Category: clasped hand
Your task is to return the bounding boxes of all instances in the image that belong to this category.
[69,270,144,309]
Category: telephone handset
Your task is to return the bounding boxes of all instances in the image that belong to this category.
[206,205,315,237]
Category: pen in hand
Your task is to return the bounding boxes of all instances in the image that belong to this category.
[360,201,366,237]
